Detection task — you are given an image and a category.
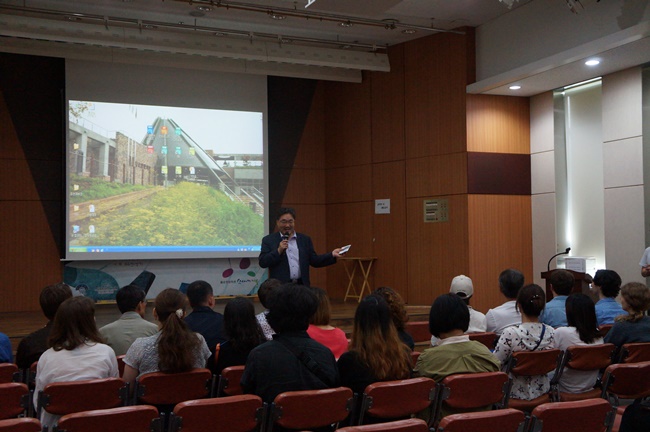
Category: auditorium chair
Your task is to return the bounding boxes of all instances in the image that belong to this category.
[116,355,126,378]
[430,371,511,429]
[598,324,613,338]
[0,364,20,384]
[468,332,498,350]
[266,387,353,431]
[215,365,245,397]
[436,408,527,432]
[527,398,614,432]
[337,418,429,432]
[502,349,563,412]
[55,405,162,432]
[37,377,128,419]
[134,368,212,406]
[0,418,42,432]
[615,342,650,364]
[600,360,650,432]
[0,383,31,419]
[404,321,431,345]
[357,377,437,425]
[410,351,421,367]
[550,343,616,402]
[169,394,265,432]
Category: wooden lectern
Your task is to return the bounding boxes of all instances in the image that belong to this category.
[540,269,590,301]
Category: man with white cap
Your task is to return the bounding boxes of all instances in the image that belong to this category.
[431,275,487,346]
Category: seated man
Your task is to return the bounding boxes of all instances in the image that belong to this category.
[540,269,574,327]
[15,283,72,369]
[592,269,624,326]
[486,269,524,335]
[242,283,339,403]
[184,280,227,371]
[99,285,158,356]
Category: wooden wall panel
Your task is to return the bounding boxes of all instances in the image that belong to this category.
[324,77,372,169]
[371,45,406,164]
[0,159,61,201]
[467,94,531,154]
[467,153,531,195]
[292,83,326,170]
[405,153,468,198]
[326,164,373,204]
[406,194,469,306]
[282,168,326,205]
[404,32,471,159]
[371,160,408,301]
[467,194,533,314]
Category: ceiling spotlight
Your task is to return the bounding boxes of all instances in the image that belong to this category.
[339,21,352,28]
[214,32,226,37]
[196,6,212,12]
[271,13,286,20]
[382,19,398,30]
[65,15,82,21]
[509,85,521,90]
[585,59,600,66]
[401,29,417,34]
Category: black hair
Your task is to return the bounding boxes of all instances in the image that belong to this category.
[593,269,622,298]
[428,293,470,338]
[499,269,525,299]
[40,283,73,321]
[266,283,318,333]
[276,207,296,221]
[186,280,213,308]
[258,278,282,308]
[224,297,265,352]
[116,284,146,314]
[516,284,546,317]
[565,293,599,344]
[549,270,575,296]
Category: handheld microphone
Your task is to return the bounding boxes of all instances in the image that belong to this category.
[547,247,571,272]
[282,234,289,241]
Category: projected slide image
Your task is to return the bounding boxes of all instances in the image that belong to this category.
[67,101,265,256]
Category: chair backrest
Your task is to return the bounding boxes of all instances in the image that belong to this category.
[410,351,421,367]
[0,418,43,432]
[436,408,527,432]
[0,383,30,420]
[136,368,212,406]
[404,321,431,344]
[601,361,650,401]
[216,365,245,397]
[529,398,614,432]
[39,377,128,416]
[170,394,265,432]
[56,405,161,432]
[116,355,126,378]
[505,349,563,377]
[0,364,19,384]
[468,332,498,350]
[562,344,616,371]
[598,324,613,338]
[268,386,353,431]
[336,418,429,432]
[618,342,650,364]
[358,377,437,425]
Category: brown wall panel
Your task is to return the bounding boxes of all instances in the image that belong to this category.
[292,84,326,170]
[405,153,468,198]
[406,195,470,306]
[404,32,471,159]
[467,152,531,195]
[371,45,406,164]
[325,164,373,204]
[283,168,326,205]
[467,194,533,314]
[467,94,530,154]
[0,159,61,201]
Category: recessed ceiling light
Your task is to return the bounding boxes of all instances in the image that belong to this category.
[271,14,286,20]
[196,6,211,12]
[585,59,600,66]
[402,29,417,34]
[509,85,521,90]
[338,21,352,28]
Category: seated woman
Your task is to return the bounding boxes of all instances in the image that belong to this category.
[493,284,555,402]
[123,288,210,387]
[34,297,118,429]
[604,282,650,348]
[374,287,414,350]
[553,293,604,394]
[337,294,411,396]
[307,287,349,359]
[214,297,265,375]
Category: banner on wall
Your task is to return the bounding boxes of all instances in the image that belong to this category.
[64,258,267,302]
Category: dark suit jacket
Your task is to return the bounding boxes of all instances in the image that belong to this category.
[258,232,336,287]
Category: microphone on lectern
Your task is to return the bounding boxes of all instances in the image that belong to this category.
[547,247,571,272]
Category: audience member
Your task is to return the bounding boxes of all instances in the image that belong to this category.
[493,284,555,402]
[592,269,624,326]
[34,297,118,429]
[15,283,73,369]
[256,278,281,340]
[307,287,348,360]
[241,283,339,403]
[553,293,604,394]
[374,287,414,350]
[214,297,265,375]
[604,282,650,348]
[184,280,227,370]
[414,294,500,420]
[99,285,158,356]
[431,275,487,345]
[540,270,575,327]
[123,288,210,387]
[639,246,650,278]
[486,269,524,335]
[0,331,11,363]
[338,295,411,396]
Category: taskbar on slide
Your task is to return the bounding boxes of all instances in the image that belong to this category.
[69,245,261,253]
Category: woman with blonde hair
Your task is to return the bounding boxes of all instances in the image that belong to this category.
[604,282,650,348]
[123,288,210,387]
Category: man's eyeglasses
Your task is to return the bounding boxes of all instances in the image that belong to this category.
[279,219,294,225]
